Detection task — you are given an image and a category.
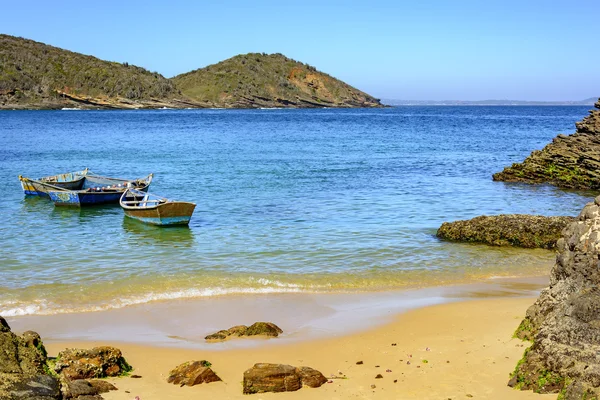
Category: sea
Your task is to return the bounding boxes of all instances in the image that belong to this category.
[0,106,595,317]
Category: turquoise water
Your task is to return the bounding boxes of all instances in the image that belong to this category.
[0,107,594,316]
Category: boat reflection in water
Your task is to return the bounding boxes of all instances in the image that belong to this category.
[121,217,195,247]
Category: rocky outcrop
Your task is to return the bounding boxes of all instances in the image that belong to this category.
[493,99,600,189]
[53,347,131,381]
[167,360,221,386]
[0,316,60,400]
[243,363,327,394]
[205,322,283,341]
[510,196,600,398]
[437,214,575,249]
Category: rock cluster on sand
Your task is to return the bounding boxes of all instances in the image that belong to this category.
[493,99,600,189]
[436,214,574,249]
[0,316,60,400]
[0,318,125,400]
[510,196,600,398]
[167,360,221,386]
[243,363,327,394]
[205,322,283,340]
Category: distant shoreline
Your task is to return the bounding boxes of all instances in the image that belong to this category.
[0,103,594,111]
[382,99,596,106]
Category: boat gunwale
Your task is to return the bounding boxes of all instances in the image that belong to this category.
[119,188,195,211]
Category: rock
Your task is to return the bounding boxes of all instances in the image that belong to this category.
[0,319,51,399]
[243,363,326,394]
[7,374,61,400]
[510,196,600,398]
[493,99,600,189]
[205,322,283,341]
[297,366,327,388]
[437,214,574,249]
[167,360,221,386]
[243,363,300,394]
[0,316,10,332]
[87,380,117,394]
[54,346,132,381]
[245,322,283,337]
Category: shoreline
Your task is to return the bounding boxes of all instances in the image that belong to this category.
[7,276,548,349]
[41,295,555,399]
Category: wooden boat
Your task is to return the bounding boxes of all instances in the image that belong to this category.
[19,169,89,196]
[48,174,153,206]
[120,188,196,226]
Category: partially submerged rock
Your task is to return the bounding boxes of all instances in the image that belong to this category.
[437,214,574,249]
[510,196,600,398]
[167,360,221,386]
[493,99,600,189]
[243,363,326,394]
[205,322,283,341]
[54,346,132,381]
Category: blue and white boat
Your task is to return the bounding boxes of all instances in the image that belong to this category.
[48,174,153,206]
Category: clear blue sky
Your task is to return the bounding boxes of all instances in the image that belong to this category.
[3,0,599,100]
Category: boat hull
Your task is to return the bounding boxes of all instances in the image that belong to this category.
[19,174,86,196]
[49,190,127,206]
[123,202,196,226]
[48,174,153,207]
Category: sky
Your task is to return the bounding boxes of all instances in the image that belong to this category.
[2,0,599,101]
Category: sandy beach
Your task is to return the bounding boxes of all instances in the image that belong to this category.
[37,294,556,400]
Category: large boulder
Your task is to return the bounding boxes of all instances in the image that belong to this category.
[243,363,326,394]
[53,346,131,381]
[437,214,574,249]
[510,196,600,398]
[205,322,283,341]
[0,317,59,400]
[166,360,221,386]
[493,99,600,189]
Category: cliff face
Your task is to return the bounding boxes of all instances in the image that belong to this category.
[0,34,199,109]
[172,53,383,109]
[493,99,600,189]
[510,197,600,399]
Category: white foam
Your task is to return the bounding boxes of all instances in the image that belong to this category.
[0,286,306,317]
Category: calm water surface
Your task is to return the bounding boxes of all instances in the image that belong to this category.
[0,106,595,316]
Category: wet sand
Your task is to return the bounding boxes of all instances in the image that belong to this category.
[9,276,548,348]
[2,276,557,399]
[43,296,554,400]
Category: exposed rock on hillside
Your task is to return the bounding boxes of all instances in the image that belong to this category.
[436,214,575,249]
[172,53,383,108]
[0,34,199,110]
[493,99,600,189]
[510,196,600,398]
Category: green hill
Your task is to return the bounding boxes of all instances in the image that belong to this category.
[0,35,382,109]
[0,34,193,109]
[172,53,382,108]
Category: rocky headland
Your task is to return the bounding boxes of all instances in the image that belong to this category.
[493,99,600,189]
[436,214,574,249]
[0,34,382,110]
[509,196,600,398]
[172,53,382,109]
